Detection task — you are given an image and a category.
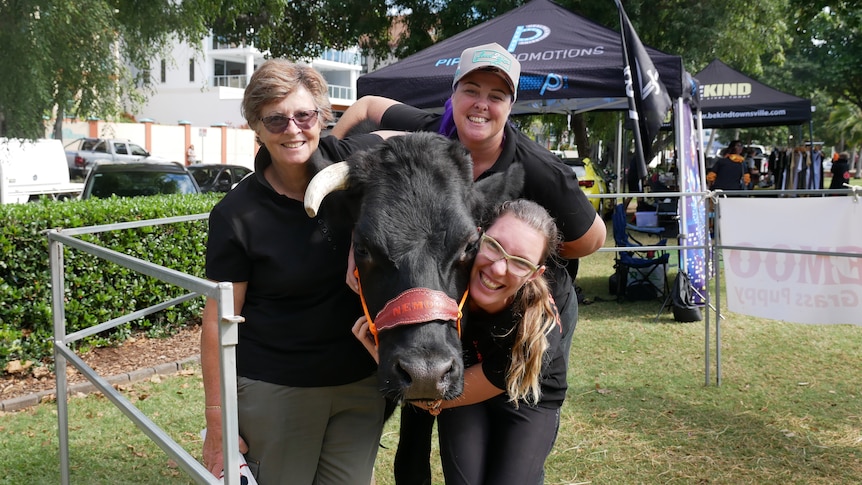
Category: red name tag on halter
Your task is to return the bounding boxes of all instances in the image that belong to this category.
[374,288,460,332]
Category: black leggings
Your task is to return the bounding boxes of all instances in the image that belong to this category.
[437,395,560,485]
[392,286,576,484]
[393,406,436,485]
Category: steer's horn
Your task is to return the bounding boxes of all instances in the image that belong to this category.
[304,161,350,217]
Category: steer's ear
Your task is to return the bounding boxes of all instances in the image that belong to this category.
[342,147,373,195]
[471,162,525,225]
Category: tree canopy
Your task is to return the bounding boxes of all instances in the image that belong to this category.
[208,0,393,60]
[789,2,862,110]
[0,0,212,139]
[2,0,859,150]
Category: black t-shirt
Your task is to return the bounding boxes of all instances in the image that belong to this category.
[830,160,850,190]
[206,134,383,387]
[461,300,567,408]
[708,156,748,191]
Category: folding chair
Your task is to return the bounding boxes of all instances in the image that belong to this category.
[611,203,670,301]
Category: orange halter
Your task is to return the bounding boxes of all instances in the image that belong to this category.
[354,268,468,346]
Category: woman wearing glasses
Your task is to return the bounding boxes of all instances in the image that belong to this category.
[336,43,604,485]
[200,58,399,484]
[354,199,565,484]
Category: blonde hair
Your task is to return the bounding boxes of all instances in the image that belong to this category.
[241,58,333,131]
[489,200,560,406]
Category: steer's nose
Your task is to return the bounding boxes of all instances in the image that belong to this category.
[396,356,459,401]
[376,322,465,401]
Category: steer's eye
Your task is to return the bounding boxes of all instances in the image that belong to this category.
[353,241,370,259]
[460,237,481,264]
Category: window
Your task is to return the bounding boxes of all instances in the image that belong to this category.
[217,171,232,186]
[189,58,195,82]
[191,167,216,186]
[233,167,252,182]
[160,59,166,83]
[86,171,198,198]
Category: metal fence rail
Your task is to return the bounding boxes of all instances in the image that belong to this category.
[46,189,855,483]
[48,214,244,485]
[589,186,859,386]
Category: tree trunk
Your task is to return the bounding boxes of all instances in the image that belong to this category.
[53,116,63,141]
[572,113,590,159]
[853,147,861,179]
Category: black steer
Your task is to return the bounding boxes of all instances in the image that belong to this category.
[305,133,523,403]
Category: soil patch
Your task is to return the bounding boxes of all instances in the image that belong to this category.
[1,325,201,409]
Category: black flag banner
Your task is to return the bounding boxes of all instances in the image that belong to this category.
[615,0,672,180]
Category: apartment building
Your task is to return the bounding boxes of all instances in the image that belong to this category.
[135,36,364,128]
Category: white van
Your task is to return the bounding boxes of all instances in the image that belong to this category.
[0,138,84,204]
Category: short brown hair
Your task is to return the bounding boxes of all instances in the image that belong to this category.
[241,59,333,131]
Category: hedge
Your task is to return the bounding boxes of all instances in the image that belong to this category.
[0,194,223,373]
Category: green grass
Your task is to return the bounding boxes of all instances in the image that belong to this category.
[1,222,861,484]
[0,373,204,484]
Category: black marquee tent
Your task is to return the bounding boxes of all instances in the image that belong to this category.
[694,59,812,129]
[358,0,685,115]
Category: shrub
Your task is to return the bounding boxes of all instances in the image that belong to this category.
[0,194,223,372]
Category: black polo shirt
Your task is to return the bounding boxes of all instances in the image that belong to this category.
[380,104,595,302]
[206,135,382,387]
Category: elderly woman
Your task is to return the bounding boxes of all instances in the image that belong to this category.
[200,59,398,484]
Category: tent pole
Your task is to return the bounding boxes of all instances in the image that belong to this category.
[808,119,818,190]
[616,114,624,200]
[714,198,722,386]
[695,105,713,386]
[696,108,708,191]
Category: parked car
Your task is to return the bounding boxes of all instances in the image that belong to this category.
[556,154,614,217]
[80,162,200,199]
[65,138,172,179]
[187,164,252,193]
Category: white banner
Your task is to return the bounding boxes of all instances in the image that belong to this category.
[718,197,862,325]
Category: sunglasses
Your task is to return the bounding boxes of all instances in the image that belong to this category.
[259,109,320,133]
[479,234,541,277]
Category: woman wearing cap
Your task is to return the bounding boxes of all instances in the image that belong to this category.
[200,58,401,484]
[334,43,605,484]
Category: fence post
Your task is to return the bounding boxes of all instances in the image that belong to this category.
[217,282,243,485]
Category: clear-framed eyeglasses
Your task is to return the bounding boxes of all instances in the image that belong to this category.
[478,233,541,277]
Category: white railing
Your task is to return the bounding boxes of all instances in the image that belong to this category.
[212,75,248,89]
[211,77,353,101]
[50,215,243,485]
[319,49,362,66]
[328,84,354,101]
